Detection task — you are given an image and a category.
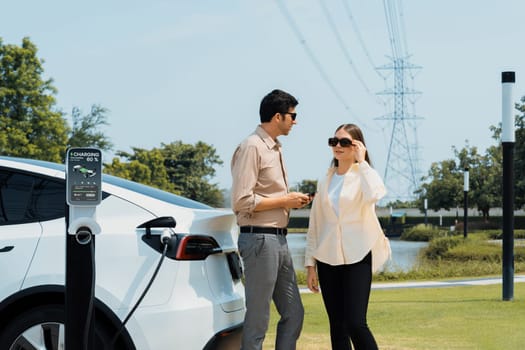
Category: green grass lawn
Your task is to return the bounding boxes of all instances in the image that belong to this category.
[263,283,525,350]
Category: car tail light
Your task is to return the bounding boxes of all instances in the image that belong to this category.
[175,235,222,260]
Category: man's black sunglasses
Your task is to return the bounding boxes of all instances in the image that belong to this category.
[328,137,352,147]
[282,112,297,121]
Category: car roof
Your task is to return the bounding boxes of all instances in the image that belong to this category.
[0,156,212,210]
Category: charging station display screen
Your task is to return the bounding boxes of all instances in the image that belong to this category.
[66,148,102,206]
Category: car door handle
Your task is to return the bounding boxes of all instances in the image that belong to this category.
[0,246,14,253]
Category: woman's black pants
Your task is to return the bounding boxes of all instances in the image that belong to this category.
[316,252,378,350]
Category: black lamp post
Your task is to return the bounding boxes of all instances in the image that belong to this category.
[501,71,515,301]
[463,168,469,239]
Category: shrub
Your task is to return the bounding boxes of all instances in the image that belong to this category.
[400,223,450,242]
[484,229,525,240]
[455,220,501,231]
[444,240,502,263]
[421,233,524,261]
[423,236,462,260]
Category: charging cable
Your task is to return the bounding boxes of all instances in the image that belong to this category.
[83,232,95,350]
[108,229,172,348]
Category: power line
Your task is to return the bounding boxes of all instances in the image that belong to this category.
[274,0,372,126]
[341,0,379,73]
[397,0,410,60]
[318,0,380,104]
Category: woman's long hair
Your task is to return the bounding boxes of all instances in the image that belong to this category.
[331,123,371,168]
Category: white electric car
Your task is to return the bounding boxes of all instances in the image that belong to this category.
[0,156,245,349]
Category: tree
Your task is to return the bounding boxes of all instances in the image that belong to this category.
[0,37,68,162]
[454,144,501,220]
[514,106,525,209]
[295,179,317,195]
[162,141,223,207]
[104,147,175,192]
[415,94,525,218]
[104,141,224,207]
[385,199,417,209]
[67,104,113,152]
[295,179,317,208]
[414,159,463,213]
[490,97,525,209]
[415,143,501,221]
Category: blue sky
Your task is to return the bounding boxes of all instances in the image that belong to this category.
[3,0,525,201]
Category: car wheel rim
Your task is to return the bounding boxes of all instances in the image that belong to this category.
[10,322,64,350]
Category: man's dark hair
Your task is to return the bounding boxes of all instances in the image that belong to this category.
[259,89,298,123]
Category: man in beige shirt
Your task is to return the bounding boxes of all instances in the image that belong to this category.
[231,89,311,350]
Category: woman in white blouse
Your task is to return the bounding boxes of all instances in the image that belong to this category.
[305,123,391,350]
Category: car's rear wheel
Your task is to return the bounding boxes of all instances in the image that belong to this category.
[0,304,131,350]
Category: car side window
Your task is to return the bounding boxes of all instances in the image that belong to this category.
[0,170,66,225]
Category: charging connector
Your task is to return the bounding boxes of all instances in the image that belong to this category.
[160,228,172,245]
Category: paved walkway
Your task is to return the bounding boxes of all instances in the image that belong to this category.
[300,274,525,293]
[371,274,525,289]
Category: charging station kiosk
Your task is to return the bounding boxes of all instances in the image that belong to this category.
[65,147,102,350]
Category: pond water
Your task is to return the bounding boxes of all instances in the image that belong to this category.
[287,234,428,272]
[382,239,429,272]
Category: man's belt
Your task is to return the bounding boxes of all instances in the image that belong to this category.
[240,226,288,235]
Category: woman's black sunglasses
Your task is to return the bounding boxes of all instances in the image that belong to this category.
[328,137,352,147]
